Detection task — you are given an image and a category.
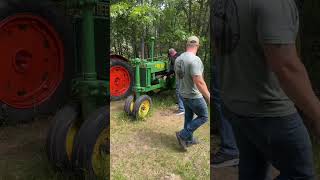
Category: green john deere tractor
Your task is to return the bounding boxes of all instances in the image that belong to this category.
[0,0,109,178]
[123,37,175,119]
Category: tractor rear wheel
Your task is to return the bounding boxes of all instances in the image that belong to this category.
[46,104,81,170]
[71,106,109,179]
[110,58,133,101]
[0,0,73,124]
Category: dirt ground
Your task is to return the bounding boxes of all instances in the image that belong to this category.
[110,99,210,179]
[211,136,238,180]
[0,103,234,180]
[0,100,318,180]
[0,117,56,179]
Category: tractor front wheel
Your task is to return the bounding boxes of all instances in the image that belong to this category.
[71,106,109,179]
[46,104,81,170]
[133,95,152,119]
[124,95,134,115]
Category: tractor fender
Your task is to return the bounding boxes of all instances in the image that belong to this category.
[110,54,129,62]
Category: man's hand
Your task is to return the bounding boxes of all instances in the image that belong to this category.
[264,44,320,141]
[192,75,210,104]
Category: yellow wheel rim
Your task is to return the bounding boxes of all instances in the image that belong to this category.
[138,100,150,118]
[130,101,134,112]
[66,121,80,160]
[92,128,109,177]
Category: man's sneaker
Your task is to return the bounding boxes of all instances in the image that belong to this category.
[175,132,187,151]
[176,111,185,116]
[211,151,239,168]
[186,137,200,147]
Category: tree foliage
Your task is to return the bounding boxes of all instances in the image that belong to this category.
[111,0,210,66]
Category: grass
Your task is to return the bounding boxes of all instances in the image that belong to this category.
[0,146,71,180]
[110,91,210,180]
[0,120,70,180]
[0,119,108,180]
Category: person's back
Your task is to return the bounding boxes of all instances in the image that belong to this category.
[174,36,210,151]
[175,52,203,99]
[168,48,185,115]
[214,0,298,116]
[212,0,320,179]
[168,49,181,74]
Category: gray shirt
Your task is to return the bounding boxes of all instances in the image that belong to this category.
[175,52,204,99]
[212,0,299,117]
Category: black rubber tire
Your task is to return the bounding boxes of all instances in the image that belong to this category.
[124,95,134,115]
[46,104,81,170]
[110,58,134,101]
[0,0,74,124]
[133,95,152,119]
[71,106,109,179]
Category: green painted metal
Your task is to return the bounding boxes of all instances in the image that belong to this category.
[133,58,141,97]
[65,0,98,8]
[82,6,97,80]
[150,37,155,62]
[130,37,175,100]
[65,0,109,118]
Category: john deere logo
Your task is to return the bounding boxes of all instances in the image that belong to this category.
[155,64,165,69]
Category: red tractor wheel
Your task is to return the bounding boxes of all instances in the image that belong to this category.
[0,0,73,124]
[110,57,133,101]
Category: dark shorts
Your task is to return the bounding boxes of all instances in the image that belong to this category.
[223,107,315,180]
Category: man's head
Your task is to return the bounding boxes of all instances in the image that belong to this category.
[168,48,177,57]
[186,36,200,53]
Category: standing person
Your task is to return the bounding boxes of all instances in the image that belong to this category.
[168,48,185,115]
[175,36,210,151]
[212,0,320,179]
[211,64,239,168]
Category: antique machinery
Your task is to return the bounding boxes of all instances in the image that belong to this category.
[110,54,134,101]
[0,0,109,178]
[123,37,175,119]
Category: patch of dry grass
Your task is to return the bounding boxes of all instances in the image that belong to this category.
[111,93,210,180]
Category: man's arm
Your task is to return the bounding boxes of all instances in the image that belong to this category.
[192,75,210,103]
[264,44,320,138]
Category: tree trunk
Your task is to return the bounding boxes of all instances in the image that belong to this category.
[188,0,192,33]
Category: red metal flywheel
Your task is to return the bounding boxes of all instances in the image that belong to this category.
[0,14,64,108]
[110,65,131,97]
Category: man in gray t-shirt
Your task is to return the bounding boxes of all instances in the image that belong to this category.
[175,36,210,151]
[212,0,320,179]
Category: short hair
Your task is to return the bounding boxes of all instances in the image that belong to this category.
[168,48,176,54]
[186,43,199,48]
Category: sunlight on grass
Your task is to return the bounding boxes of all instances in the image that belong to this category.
[111,92,210,179]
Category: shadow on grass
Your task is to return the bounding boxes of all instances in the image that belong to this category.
[136,129,186,153]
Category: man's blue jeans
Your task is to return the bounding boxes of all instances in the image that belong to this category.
[213,88,239,156]
[179,97,208,141]
[224,107,315,180]
[212,63,239,156]
[176,79,185,112]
